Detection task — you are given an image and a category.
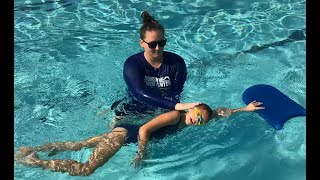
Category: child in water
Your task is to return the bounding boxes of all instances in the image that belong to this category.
[14,101,264,176]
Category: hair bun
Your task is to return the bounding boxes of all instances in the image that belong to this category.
[141,11,158,24]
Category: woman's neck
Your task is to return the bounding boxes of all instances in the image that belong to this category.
[144,52,163,68]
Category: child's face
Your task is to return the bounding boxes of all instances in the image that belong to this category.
[185,107,210,126]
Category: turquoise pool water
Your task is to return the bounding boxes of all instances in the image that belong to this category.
[14,0,306,179]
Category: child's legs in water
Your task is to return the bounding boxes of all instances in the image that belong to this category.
[15,127,128,176]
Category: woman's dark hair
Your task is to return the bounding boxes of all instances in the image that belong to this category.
[140,11,165,40]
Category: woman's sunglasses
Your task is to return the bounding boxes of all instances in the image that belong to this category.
[141,38,167,49]
[194,107,206,126]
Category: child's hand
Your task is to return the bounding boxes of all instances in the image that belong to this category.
[131,152,146,169]
[245,100,265,112]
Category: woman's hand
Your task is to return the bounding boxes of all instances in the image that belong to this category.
[175,102,201,111]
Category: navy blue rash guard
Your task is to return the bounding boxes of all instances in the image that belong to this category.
[123,51,187,110]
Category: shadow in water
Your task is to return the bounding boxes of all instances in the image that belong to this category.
[241,28,306,54]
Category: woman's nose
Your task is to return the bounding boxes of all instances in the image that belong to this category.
[154,44,160,50]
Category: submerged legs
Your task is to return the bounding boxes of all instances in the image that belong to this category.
[14,128,128,176]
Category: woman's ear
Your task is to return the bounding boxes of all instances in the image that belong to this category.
[140,39,144,47]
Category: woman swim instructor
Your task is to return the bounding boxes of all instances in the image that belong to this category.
[112,11,192,119]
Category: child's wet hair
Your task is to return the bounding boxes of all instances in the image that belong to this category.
[195,103,213,120]
[140,11,165,40]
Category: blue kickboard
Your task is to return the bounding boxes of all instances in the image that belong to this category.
[242,84,306,130]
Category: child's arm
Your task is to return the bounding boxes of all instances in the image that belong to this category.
[131,110,181,168]
[214,101,264,118]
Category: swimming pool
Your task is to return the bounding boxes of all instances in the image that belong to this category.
[14,0,306,179]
